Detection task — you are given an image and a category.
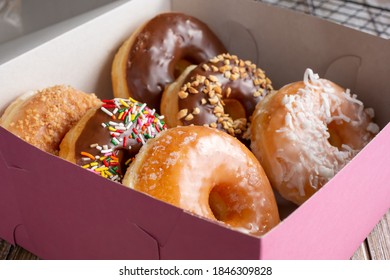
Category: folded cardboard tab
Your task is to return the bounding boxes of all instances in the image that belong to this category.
[0,129,24,245]
[0,0,389,259]
[262,123,390,259]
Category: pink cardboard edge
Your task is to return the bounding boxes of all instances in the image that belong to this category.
[1,127,260,259]
[0,0,389,259]
[261,123,390,259]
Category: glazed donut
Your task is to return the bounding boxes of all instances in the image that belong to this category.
[122,126,280,236]
[250,69,380,205]
[0,85,101,155]
[112,12,227,110]
[161,53,273,140]
[59,98,166,182]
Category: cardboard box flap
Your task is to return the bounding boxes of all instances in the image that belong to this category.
[3,127,261,259]
[261,123,390,259]
[0,128,26,245]
[160,210,260,259]
[2,127,188,259]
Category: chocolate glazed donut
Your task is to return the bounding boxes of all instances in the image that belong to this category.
[112,13,227,110]
[161,53,273,142]
[59,98,166,183]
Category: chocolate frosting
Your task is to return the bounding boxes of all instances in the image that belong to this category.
[177,54,273,139]
[126,13,227,110]
[75,109,141,177]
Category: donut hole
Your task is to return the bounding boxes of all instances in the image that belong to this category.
[174,59,193,78]
[327,121,343,149]
[223,99,246,120]
[208,184,252,226]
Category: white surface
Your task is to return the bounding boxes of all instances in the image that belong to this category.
[0,0,127,64]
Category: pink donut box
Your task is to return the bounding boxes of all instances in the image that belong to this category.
[0,0,389,259]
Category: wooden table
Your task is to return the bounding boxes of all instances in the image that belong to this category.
[0,209,389,260]
[352,209,390,260]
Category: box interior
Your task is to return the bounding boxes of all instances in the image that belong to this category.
[0,0,389,259]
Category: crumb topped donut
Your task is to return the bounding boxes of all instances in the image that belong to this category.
[250,69,380,205]
[59,98,166,182]
[161,53,273,140]
[0,85,101,155]
[123,126,280,236]
[112,12,227,110]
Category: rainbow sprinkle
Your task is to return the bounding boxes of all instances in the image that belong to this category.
[81,98,167,182]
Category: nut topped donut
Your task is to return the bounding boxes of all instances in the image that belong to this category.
[161,53,273,140]
[0,85,101,155]
[250,69,380,205]
[59,98,166,182]
[112,12,227,110]
[123,126,280,237]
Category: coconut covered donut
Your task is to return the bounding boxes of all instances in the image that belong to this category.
[112,12,227,110]
[0,85,101,155]
[250,69,380,205]
[122,126,280,237]
[161,53,273,141]
[59,98,166,182]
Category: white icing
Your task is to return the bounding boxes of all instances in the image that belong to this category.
[365,108,375,118]
[175,132,270,235]
[165,151,180,166]
[272,68,378,197]
[367,122,380,134]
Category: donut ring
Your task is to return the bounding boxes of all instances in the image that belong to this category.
[59,98,166,182]
[161,53,273,140]
[250,69,379,205]
[112,12,227,110]
[123,126,280,236]
[0,85,101,155]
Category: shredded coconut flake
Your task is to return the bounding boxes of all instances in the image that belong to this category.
[367,122,380,134]
[274,68,376,195]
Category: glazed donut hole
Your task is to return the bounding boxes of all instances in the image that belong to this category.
[208,183,258,230]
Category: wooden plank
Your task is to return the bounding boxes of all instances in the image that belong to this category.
[0,238,12,260]
[366,209,390,260]
[6,244,39,260]
[0,239,39,260]
[351,241,370,260]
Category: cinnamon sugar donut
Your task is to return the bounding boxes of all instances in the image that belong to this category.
[161,53,273,141]
[250,69,380,205]
[0,85,101,155]
[112,12,226,110]
[59,98,166,182]
[123,126,280,236]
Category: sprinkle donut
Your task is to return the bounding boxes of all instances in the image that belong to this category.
[161,53,273,140]
[122,126,280,237]
[250,69,380,205]
[59,98,166,182]
[112,12,227,110]
[0,85,101,155]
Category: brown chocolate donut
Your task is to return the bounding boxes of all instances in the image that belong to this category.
[161,53,273,140]
[59,98,166,182]
[112,12,227,110]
